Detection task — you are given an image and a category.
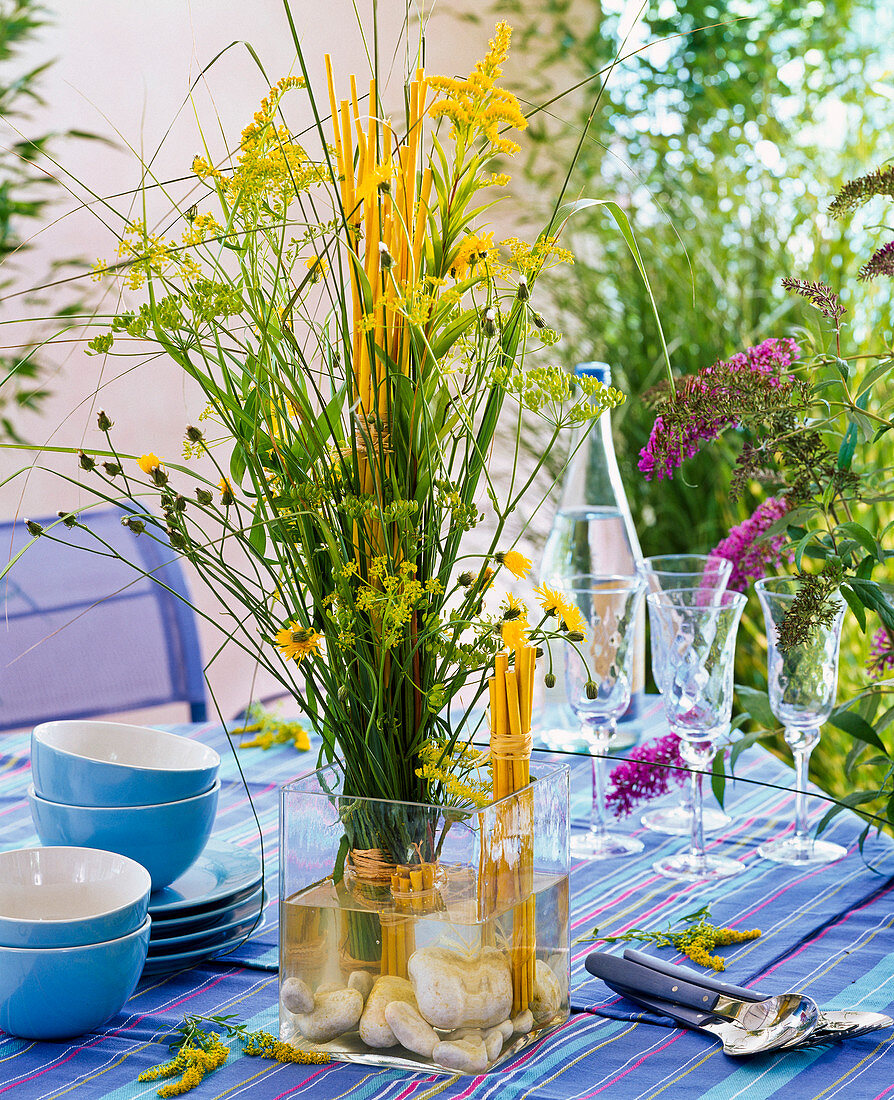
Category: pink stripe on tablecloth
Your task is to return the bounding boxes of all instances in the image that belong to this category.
[269,1065,338,1099]
[759,880,894,982]
[578,1031,683,1097]
[0,971,237,1094]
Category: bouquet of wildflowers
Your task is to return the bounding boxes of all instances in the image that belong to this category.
[11,17,625,836]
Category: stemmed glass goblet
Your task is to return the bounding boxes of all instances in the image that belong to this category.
[639,554,733,836]
[647,588,746,880]
[564,574,645,859]
[755,578,848,865]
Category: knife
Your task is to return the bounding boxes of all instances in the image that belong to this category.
[622,947,894,1037]
[585,951,819,1033]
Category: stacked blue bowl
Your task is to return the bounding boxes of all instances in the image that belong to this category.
[29,721,221,891]
[0,846,152,1039]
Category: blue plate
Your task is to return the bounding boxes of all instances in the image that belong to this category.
[148,909,266,955]
[148,840,263,917]
[149,884,267,939]
[141,922,257,974]
[149,890,267,947]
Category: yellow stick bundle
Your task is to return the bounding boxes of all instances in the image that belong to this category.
[486,644,536,1013]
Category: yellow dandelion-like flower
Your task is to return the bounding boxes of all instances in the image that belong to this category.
[496,549,532,579]
[501,616,529,652]
[275,622,323,664]
[534,583,586,634]
[450,231,494,280]
[219,477,235,505]
[138,453,163,474]
[304,253,328,282]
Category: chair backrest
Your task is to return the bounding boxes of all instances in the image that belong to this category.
[0,509,207,731]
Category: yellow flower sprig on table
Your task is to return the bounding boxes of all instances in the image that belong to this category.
[579,905,761,972]
[237,702,311,753]
[139,1015,329,1096]
[139,1040,228,1098]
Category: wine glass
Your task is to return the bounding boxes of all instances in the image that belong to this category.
[639,554,733,836]
[564,575,645,859]
[647,588,746,880]
[755,578,848,865]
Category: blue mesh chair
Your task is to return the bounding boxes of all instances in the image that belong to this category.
[0,509,207,731]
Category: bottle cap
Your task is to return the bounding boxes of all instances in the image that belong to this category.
[575,361,611,384]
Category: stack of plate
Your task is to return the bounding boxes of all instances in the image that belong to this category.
[144,839,265,975]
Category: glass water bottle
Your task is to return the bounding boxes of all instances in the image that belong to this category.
[539,362,646,740]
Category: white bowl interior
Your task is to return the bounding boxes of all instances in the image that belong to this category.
[0,847,150,923]
[34,721,219,772]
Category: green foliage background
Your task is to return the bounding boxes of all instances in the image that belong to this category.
[469,0,894,805]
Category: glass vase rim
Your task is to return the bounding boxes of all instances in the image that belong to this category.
[563,572,645,592]
[646,587,747,609]
[280,758,570,811]
[641,553,732,570]
[755,576,847,605]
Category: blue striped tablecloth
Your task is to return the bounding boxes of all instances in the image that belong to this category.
[2,708,893,1099]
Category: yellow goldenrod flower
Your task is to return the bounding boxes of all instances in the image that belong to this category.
[275,623,323,664]
[138,453,164,474]
[427,22,527,154]
[496,549,532,579]
[534,583,586,634]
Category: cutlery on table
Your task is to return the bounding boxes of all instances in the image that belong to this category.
[585,951,820,1036]
[597,979,816,1056]
[622,947,894,1041]
[599,979,889,1055]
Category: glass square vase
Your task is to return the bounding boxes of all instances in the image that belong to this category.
[279,762,570,1074]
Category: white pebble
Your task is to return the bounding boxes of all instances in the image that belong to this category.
[281,976,314,1014]
[453,1027,483,1042]
[359,975,416,1048]
[484,1027,504,1061]
[294,987,363,1043]
[432,1037,487,1074]
[409,946,512,1030]
[494,1019,514,1041]
[384,1000,439,1057]
[531,959,562,1020]
[316,981,343,995]
[348,970,375,1002]
[512,1009,534,1034]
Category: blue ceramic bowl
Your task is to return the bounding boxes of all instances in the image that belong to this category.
[0,846,150,949]
[29,780,221,890]
[0,915,151,1040]
[31,721,220,807]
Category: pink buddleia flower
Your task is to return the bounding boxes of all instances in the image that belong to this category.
[709,496,790,593]
[606,732,686,818]
[638,338,801,482]
[867,628,894,680]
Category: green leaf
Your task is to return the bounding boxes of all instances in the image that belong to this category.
[557,198,672,384]
[730,729,765,772]
[848,579,894,633]
[815,789,879,835]
[735,685,776,730]
[837,522,879,560]
[711,751,726,809]
[840,583,867,632]
[828,708,887,752]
